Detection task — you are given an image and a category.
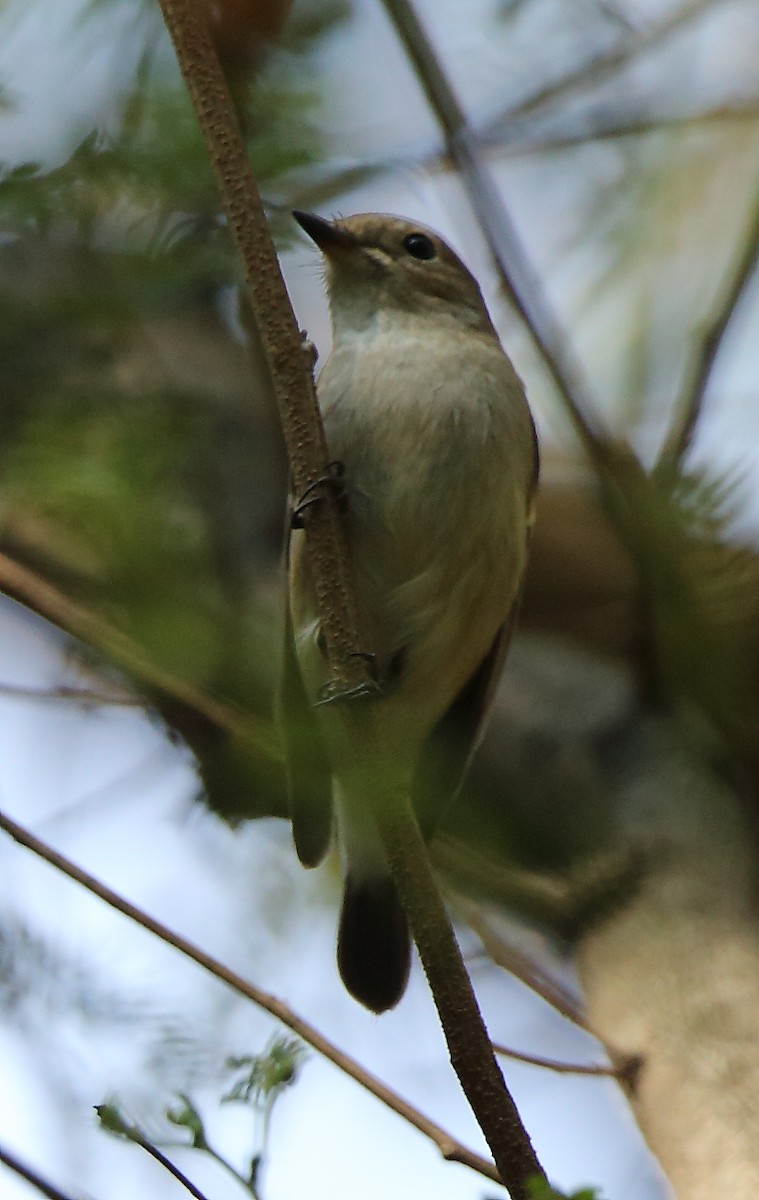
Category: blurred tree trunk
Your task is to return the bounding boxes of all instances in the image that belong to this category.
[577,726,759,1200]
[464,471,759,1197]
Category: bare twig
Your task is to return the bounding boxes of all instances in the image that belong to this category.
[482,101,759,157]
[380,0,608,463]
[116,1130,211,1200]
[0,1144,79,1200]
[136,1142,211,1200]
[658,192,759,466]
[0,552,277,758]
[453,895,643,1092]
[492,1041,639,1084]
[0,808,503,1187]
[0,681,143,706]
[485,0,726,135]
[451,893,589,1032]
[157,3,546,1192]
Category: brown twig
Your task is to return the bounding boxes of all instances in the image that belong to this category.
[0,808,503,1187]
[482,101,759,157]
[658,192,759,466]
[485,0,726,136]
[380,0,608,466]
[492,1041,635,1082]
[451,893,589,1032]
[156,0,369,702]
[0,552,275,757]
[136,1142,210,1200]
[96,1111,211,1200]
[0,1144,79,1200]
[157,2,547,1192]
[454,895,643,1092]
[0,681,143,706]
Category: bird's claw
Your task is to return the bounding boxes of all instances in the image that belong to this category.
[314,655,382,707]
[291,461,346,529]
[314,680,382,707]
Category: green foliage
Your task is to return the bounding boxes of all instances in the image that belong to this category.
[94,1101,136,1138]
[0,2,338,684]
[166,1094,211,1151]
[98,1037,306,1198]
[601,454,759,760]
[223,1037,305,1108]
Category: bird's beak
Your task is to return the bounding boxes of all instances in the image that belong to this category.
[292,210,358,254]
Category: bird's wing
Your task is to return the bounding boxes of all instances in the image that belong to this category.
[411,603,518,841]
[277,533,334,868]
[412,468,538,841]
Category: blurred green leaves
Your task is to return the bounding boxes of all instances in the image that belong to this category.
[98,1037,305,1199]
[0,0,352,822]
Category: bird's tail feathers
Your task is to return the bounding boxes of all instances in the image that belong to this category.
[337,871,410,1013]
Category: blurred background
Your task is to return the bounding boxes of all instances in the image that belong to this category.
[1,0,759,1197]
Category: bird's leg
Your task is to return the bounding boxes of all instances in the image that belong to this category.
[290,460,346,529]
[314,652,382,707]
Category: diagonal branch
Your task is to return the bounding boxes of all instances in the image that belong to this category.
[658,192,759,466]
[482,101,759,157]
[0,553,265,746]
[485,0,727,135]
[0,551,282,795]
[0,1144,79,1200]
[380,0,609,463]
[96,1110,211,1200]
[0,808,502,1187]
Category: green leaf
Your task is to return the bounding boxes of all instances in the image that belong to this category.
[222,1038,305,1108]
[94,1102,136,1139]
[166,1095,209,1150]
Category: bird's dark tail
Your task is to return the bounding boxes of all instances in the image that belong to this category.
[337,872,411,1013]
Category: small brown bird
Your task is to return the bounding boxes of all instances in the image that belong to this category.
[281,211,538,1012]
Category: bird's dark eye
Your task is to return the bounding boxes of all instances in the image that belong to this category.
[403,232,436,261]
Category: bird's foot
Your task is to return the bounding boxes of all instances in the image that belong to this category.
[314,653,382,707]
[291,461,346,529]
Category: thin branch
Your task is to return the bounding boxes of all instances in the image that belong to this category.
[380,0,609,465]
[0,552,277,759]
[0,809,503,1188]
[482,101,759,157]
[127,1138,211,1200]
[454,895,643,1092]
[0,681,143,707]
[658,192,759,466]
[156,0,370,702]
[485,0,727,135]
[451,893,589,1032]
[492,1041,640,1085]
[0,1144,79,1200]
[456,907,586,1032]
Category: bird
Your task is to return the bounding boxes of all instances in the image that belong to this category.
[279,210,538,1012]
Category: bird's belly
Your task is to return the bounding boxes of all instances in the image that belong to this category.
[350,491,523,729]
